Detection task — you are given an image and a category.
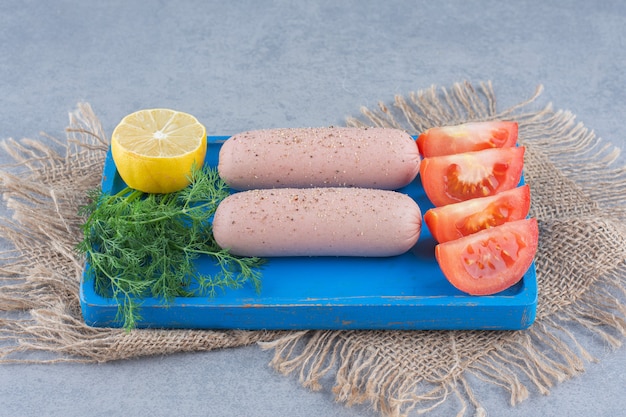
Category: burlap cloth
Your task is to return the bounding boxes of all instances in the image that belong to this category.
[1,81,624,416]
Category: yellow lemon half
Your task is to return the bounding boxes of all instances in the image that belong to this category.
[111,109,207,194]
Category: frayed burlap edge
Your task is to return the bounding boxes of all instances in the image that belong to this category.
[259,81,626,416]
[0,82,624,417]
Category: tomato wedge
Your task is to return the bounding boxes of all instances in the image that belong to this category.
[420,146,525,207]
[417,121,518,157]
[424,185,531,243]
[435,218,538,295]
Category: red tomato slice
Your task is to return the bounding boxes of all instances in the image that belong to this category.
[424,185,531,243]
[417,121,518,157]
[435,218,538,295]
[420,146,525,207]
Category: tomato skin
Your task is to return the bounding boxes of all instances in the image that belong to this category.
[420,146,525,207]
[424,185,531,243]
[435,218,538,295]
[417,121,518,157]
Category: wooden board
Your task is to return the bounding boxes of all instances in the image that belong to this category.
[79,136,537,330]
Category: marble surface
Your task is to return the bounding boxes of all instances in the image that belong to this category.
[1,1,624,416]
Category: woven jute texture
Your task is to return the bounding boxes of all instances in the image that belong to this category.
[1,81,625,416]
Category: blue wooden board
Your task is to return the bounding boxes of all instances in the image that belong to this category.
[79,136,537,330]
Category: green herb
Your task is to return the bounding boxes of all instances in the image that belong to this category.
[77,166,264,331]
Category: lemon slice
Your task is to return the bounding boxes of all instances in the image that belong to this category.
[111,109,207,194]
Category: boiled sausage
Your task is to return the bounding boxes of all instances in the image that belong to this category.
[212,187,422,257]
[218,127,420,190]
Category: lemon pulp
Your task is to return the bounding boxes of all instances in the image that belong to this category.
[111,109,207,194]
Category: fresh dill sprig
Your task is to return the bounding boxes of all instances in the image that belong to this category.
[77,166,264,331]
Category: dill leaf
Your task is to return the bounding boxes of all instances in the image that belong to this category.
[77,166,264,331]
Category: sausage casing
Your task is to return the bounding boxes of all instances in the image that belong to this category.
[218,127,420,190]
[212,187,422,257]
